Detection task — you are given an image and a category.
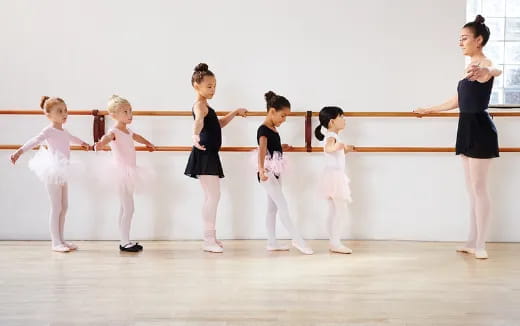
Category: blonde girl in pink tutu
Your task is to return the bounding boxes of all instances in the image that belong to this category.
[257,91,313,255]
[314,106,355,254]
[94,95,156,252]
[10,96,90,252]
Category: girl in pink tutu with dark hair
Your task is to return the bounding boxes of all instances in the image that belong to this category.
[314,106,355,254]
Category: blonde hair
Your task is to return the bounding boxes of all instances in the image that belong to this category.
[107,95,131,114]
[40,96,65,114]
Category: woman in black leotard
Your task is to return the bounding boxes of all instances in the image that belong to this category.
[184,63,247,253]
[415,15,502,260]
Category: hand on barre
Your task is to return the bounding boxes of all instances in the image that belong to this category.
[236,108,248,117]
[413,107,433,115]
[145,142,156,152]
[282,144,293,152]
[94,142,108,151]
[80,142,91,151]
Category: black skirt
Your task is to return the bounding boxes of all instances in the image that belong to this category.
[455,112,499,159]
[184,147,224,178]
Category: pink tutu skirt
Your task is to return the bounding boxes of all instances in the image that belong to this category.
[28,148,83,185]
[319,169,352,202]
[94,152,155,193]
[250,150,288,175]
[111,164,154,193]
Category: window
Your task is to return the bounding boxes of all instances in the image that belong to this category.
[467,0,520,104]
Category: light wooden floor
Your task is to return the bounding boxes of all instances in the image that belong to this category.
[0,240,519,326]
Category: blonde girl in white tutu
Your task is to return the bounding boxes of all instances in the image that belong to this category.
[314,106,355,254]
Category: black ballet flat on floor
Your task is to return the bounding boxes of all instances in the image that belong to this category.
[119,243,142,252]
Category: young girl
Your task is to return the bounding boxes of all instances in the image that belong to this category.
[415,15,502,259]
[257,91,313,255]
[10,96,90,252]
[184,63,247,253]
[314,106,354,254]
[94,95,156,252]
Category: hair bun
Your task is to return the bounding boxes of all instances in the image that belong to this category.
[475,14,485,24]
[40,96,50,109]
[264,91,277,102]
[194,63,209,72]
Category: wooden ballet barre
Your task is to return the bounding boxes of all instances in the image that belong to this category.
[3,107,520,152]
[2,109,520,117]
[3,145,520,153]
[0,110,304,117]
[0,110,96,115]
[102,146,520,153]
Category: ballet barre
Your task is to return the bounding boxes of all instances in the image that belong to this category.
[2,107,519,153]
[1,107,520,117]
[2,145,520,153]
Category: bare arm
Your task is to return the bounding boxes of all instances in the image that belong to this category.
[466,59,502,82]
[133,133,156,151]
[281,144,293,152]
[94,132,115,151]
[414,95,458,114]
[324,137,344,153]
[219,108,247,128]
[324,138,355,154]
[192,102,207,150]
[487,66,502,77]
[193,102,206,136]
[416,61,499,115]
[258,136,269,181]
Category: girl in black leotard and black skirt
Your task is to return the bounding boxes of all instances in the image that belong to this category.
[415,15,502,260]
[184,63,248,253]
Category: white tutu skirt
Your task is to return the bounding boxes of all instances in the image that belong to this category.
[94,152,155,193]
[28,148,83,185]
[249,150,288,176]
[319,169,352,202]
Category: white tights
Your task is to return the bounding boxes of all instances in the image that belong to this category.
[327,198,347,247]
[261,173,306,248]
[118,184,135,246]
[45,183,68,247]
[199,175,221,244]
[461,155,492,251]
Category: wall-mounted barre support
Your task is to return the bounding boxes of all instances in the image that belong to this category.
[92,110,106,143]
[305,110,312,152]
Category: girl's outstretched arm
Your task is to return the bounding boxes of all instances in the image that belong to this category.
[219,108,247,128]
[94,132,115,151]
[414,95,458,114]
[11,129,49,164]
[133,133,156,151]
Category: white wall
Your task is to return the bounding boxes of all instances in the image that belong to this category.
[2,0,518,242]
